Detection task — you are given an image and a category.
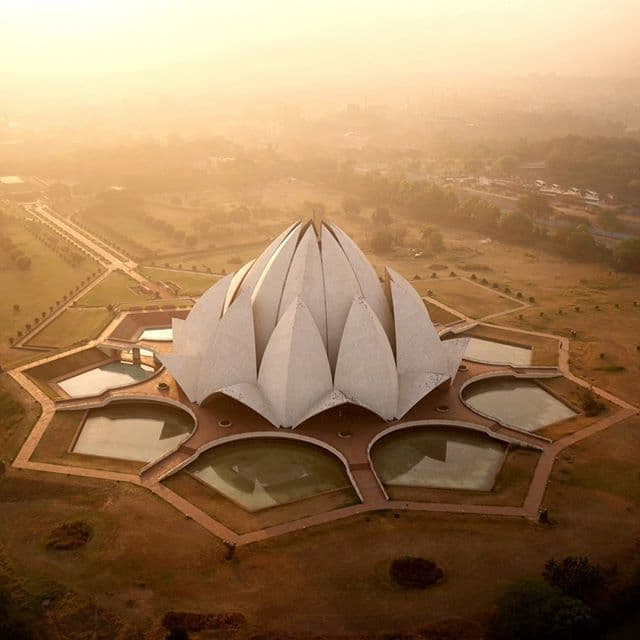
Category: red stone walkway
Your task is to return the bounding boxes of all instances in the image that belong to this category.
[8,286,640,546]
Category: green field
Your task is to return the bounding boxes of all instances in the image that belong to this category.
[76,271,152,307]
[0,214,98,358]
[27,307,112,348]
[141,266,219,295]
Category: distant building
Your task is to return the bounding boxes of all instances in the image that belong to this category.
[0,175,41,202]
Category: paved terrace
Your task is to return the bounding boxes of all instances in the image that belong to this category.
[8,306,638,546]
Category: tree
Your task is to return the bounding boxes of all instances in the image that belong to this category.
[490,579,596,640]
[613,238,640,272]
[597,210,624,232]
[499,212,534,243]
[371,206,392,226]
[421,225,444,252]
[561,227,600,260]
[517,192,552,218]
[371,230,393,253]
[495,155,518,176]
[543,556,605,602]
[17,255,32,271]
[0,584,35,640]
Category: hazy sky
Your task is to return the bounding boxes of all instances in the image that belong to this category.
[2,0,639,78]
[1,0,639,123]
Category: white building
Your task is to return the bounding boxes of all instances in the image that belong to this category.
[160,220,467,428]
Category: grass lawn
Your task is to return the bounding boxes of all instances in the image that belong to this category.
[552,416,640,501]
[76,271,152,307]
[424,300,465,325]
[27,307,112,348]
[0,215,97,359]
[140,266,219,296]
[0,373,41,462]
[413,278,521,319]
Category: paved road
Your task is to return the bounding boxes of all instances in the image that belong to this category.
[26,201,169,298]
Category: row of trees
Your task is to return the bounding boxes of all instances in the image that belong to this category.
[21,218,88,268]
[331,170,640,272]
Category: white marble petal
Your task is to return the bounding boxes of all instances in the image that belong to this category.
[328,222,394,344]
[278,224,327,347]
[196,292,257,403]
[251,223,301,362]
[334,296,398,420]
[321,225,363,370]
[258,298,334,428]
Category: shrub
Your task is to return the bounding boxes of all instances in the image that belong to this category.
[371,230,394,253]
[46,521,92,550]
[577,389,605,417]
[543,556,605,602]
[390,556,443,589]
[489,579,596,640]
[161,611,245,632]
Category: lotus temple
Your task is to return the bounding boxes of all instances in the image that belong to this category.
[10,219,632,545]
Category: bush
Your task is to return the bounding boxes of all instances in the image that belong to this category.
[46,521,92,550]
[390,556,443,589]
[0,584,36,640]
[543,556,605,602]
[161,611,245,632]
[577,390,606,417]
[490,579,596,640]
[371,229,394,253]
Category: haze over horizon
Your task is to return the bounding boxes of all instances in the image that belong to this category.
[2,0,640,126]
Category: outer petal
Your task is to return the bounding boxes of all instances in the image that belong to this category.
[443,337,470,381]
[278,224,327,347]
[328,222,394,344]
[173,273,233,356]
[334,296,398,420]
[238,222,300,296]
[222,259,255,313]
[196,292,257,403]
[157,352,200,400]
[321,224,363,371]
[388,267,448,375]
[258,298,334,428]
[251,224,301,362]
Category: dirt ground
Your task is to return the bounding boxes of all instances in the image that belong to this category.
[2,188,639,637]
[0,417,638,637]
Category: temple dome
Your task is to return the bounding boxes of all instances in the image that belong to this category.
[159,220,467,428]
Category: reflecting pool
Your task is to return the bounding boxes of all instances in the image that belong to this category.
[462,378,575,431]
[140,327,173,341]
[372,426,506,491]
[464,337,532,366]
[58,361,155,398]
[189,438,351,511]
[73,403,193,462]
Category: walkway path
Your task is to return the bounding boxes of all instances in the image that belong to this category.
[27,202,169,298]
[7,258,640,547]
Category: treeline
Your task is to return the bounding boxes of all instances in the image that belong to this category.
[328,170,640,271]
[510,135,640,201]
[0,211,31,270]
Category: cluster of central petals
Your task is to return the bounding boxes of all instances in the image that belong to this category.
[159,221,467,428]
